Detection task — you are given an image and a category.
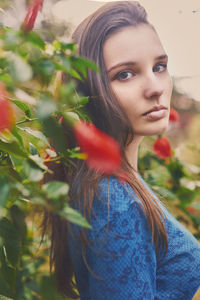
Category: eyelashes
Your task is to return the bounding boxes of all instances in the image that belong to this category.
[115,70,134,81]
[153,63,167,73]
[113,63,168,82]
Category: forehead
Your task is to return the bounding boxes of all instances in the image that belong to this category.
[103,24,166,68]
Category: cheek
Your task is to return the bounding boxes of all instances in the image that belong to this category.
[166,76,173,98]
[110,83,124,106]
[110,82,139,112]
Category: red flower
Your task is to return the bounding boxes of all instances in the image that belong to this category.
[0,83,15,132]
[22,0,43,32]
[153,136,172,159]
[74,121,122,174]
[169,108,179,122]
[44,148,57,165]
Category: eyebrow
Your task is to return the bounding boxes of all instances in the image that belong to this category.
[107,54,168,73]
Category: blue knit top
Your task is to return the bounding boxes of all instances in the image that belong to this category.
[68,176,200,300]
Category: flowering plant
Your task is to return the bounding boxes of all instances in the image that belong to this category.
[153,136,172,159]
[139,105,200,239]
[0,0,123,298]
[169,107,180,122]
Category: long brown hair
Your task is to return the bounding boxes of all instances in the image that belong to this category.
[43,1,168,298]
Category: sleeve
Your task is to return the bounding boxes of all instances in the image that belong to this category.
[85,177,157,300]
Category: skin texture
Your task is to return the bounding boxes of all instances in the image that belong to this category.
[103,24,173,171]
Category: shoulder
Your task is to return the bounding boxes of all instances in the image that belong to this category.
[95,176,141,212]
[90,176,149,232]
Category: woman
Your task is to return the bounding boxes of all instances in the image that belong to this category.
[45,1,200,299]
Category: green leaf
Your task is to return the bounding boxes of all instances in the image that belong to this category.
[36,59,55,83]
[28,45,43,64]
[30,196,45,205]
[28,155,48,171]
[42,181,69,200]
[0,177,10,207]
[59,83,78,105]
[4,30,21,50]
[23,160,44,182]
[11,100,31,118]
[176,187,197,204]
[0,58,8,70]
[16,43,30,58]
[0,151,22,181]
[79,96,89,105]
[17,126,50,146]
[7,53,32,83]
[66,147,86,160]
[67,68,82,80]
[36,99,57,121]
[29,143,39,156]
[0,166,21,182]
[10,205,27,245]
[57,55,71,70]
[26,32,45,49]
[11,126,24,147]
[0,73,13,88]
[12,182,30,197]
[42,117,67,153]
[70,56,100,78]
[78,56,100,72]
[56,56,82,79]
[0,217,21,267]
[59,205,92,229]
[143,165,171,187]
[76,109,91,122]
[0,135,27,158]
[60,42,77,52]
[167,159,185,181]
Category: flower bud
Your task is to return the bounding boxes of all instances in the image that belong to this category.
[21,0,43,32]
[74,121,122,174]
[169,108,179,122]
[153,136,172,159]
[0,83,15,132]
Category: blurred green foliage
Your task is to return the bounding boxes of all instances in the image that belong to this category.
[0,21,96,299]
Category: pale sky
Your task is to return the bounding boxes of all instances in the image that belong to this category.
[52,0,200,101]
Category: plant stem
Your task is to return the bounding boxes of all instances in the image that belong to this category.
[16,118,38,125]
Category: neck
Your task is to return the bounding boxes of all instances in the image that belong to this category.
[125,135,144,174]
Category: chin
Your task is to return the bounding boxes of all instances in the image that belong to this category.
[150,123,169,136]
[153,127,168,136]
[138,119,169,136]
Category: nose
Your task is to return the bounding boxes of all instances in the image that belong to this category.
[143,72,164,100]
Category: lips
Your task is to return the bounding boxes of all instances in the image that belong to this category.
[143,105,167,116]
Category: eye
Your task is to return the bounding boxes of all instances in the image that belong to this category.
[153,63,167,73]
[114,70,134,81]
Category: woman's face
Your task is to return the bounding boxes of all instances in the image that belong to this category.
[103,24,173,138]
